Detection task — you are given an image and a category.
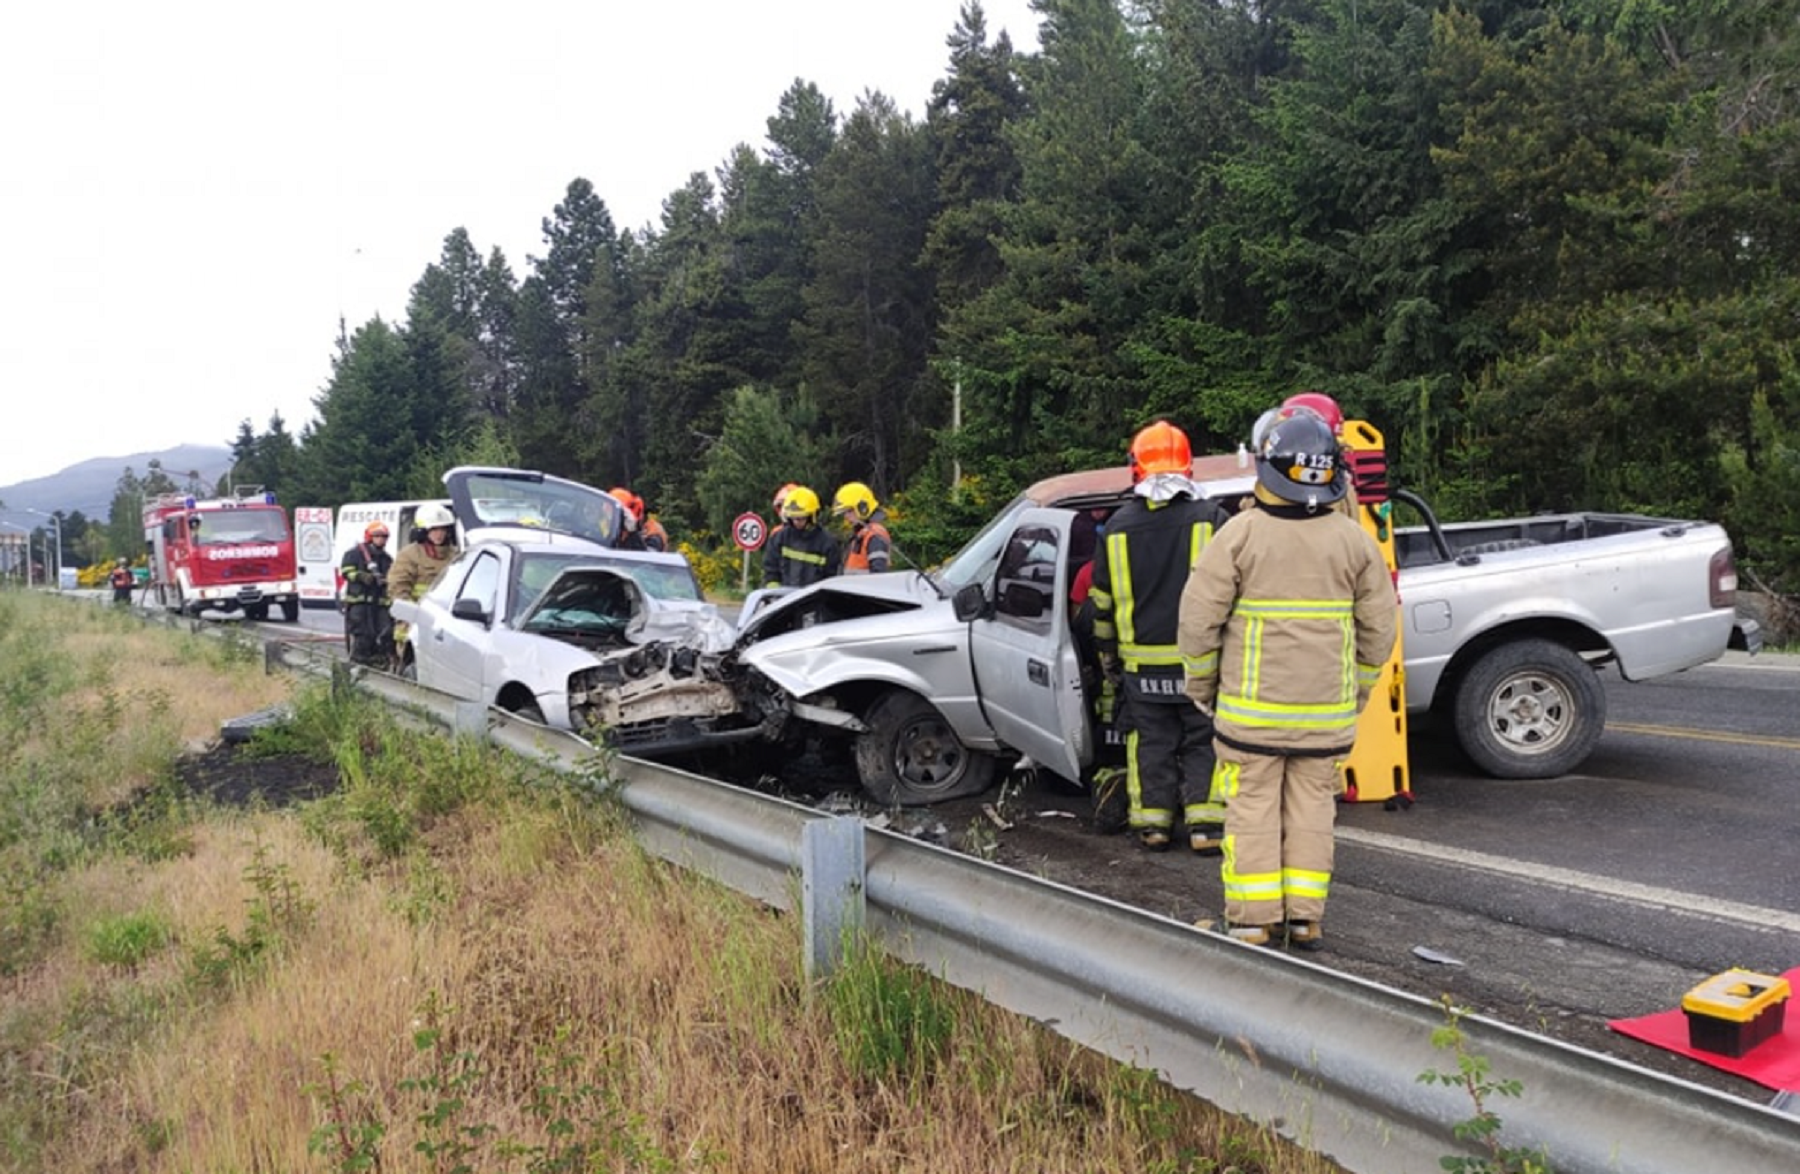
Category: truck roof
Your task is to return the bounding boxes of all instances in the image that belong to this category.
[1023,452,1254,507]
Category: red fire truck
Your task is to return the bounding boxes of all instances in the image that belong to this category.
[142,489,301,621]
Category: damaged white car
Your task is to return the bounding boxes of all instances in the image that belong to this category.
[392,536,752,750]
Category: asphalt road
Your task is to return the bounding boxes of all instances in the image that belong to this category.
[931,650,1800,1100]
[235,595,1800,1098]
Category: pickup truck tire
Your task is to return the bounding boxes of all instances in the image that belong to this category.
[855,690,998,806]
[1452,639,1606,779]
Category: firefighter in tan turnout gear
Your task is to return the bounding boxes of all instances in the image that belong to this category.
[387,503,459,660]
[1178,411,1395,950]
[1090,421,1233,854]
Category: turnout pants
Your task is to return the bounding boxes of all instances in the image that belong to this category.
[1125,695,1222,833]
[345,602,393,666]
[1214,746,1342,928]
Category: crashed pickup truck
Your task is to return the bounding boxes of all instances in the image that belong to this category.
[711,454,1757,804]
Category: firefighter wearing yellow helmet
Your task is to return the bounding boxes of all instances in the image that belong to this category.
[832,481,891,574]
[761,485,839,588]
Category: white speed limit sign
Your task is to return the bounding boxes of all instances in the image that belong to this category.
[733,511,768,551]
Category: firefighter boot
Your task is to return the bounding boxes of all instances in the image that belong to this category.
[1286,921,1324,951]
[1188,824,1224,856]
[1138,828,1172,852]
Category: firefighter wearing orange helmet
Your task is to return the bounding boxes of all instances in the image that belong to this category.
[1090,420,1233,854]
[341,521,395,667]
[609,488,669,553]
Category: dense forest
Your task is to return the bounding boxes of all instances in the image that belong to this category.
[75,2,1800,593]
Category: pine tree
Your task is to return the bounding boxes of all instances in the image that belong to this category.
[798,92,936,494]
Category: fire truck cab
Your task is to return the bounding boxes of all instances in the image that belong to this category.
[142,489,301,622]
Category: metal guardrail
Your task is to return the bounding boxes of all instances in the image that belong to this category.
[226,625,1800,1171]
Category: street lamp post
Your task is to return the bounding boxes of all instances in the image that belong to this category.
[20,508,62,591]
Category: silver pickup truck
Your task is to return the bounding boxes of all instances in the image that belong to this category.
[730,454,1759,804]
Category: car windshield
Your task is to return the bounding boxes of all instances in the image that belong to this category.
[461,473,623,546]
[511,551,701,623]
[935,494,1036,591]
[191,507,290,545]
[520,573,637,637]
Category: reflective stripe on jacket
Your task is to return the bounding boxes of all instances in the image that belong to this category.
[1178,500,1395,753]
[387,540,456,603]
[340,542,393,605]
[761,523,840,587]
[1090,493,1230,698]
[844,520,891,573]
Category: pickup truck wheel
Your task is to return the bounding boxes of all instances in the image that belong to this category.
[855,690,997,806]
[1453,639,1606,779]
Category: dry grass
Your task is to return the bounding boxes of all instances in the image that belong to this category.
[1,591,1345,1174]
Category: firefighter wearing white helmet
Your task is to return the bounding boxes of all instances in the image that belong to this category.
[388,503,460,658]
[1178,411,1395,950]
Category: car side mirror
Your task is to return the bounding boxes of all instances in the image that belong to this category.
[450,597,490,626]
[952,581,989,622]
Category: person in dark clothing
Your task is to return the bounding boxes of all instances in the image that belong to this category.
[762,485,839,588]
[1090,421,1233,854]
[340,522,395,667]
[109,558,135,604]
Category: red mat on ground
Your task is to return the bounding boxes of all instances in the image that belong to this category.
[1608,967,1800,1091]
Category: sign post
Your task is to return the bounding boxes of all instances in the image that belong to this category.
[732,511,768,593]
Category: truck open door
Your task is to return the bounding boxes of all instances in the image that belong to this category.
[966,507,1090,785]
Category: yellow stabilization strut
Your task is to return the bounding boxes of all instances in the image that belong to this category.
[1337,419,1412,807]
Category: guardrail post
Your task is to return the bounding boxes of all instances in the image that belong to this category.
[801,815,865,981]
[330,661,353,703]
[453,701,489,737]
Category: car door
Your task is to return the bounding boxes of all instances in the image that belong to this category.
[967,507,1089,782]
[429,548,506,703]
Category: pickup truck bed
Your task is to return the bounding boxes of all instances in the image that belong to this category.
[1388,503,1753,777]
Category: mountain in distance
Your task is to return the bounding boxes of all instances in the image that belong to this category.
[0,444,233,525]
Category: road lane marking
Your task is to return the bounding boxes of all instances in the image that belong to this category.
[1337,826,1800,935]
[1605,721,1800,750]
[1699,657,1800,672]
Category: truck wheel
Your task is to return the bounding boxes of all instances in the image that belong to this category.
[1452,639,1606,779]
[280,599,299,623]
[245,603,270,622]
[854,690,997,806]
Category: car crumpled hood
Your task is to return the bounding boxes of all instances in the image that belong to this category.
[736,574,963,698]
[631,601,737,653]
[740,570,939,633]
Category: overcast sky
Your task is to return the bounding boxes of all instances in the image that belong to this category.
[0,0,1041,487]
